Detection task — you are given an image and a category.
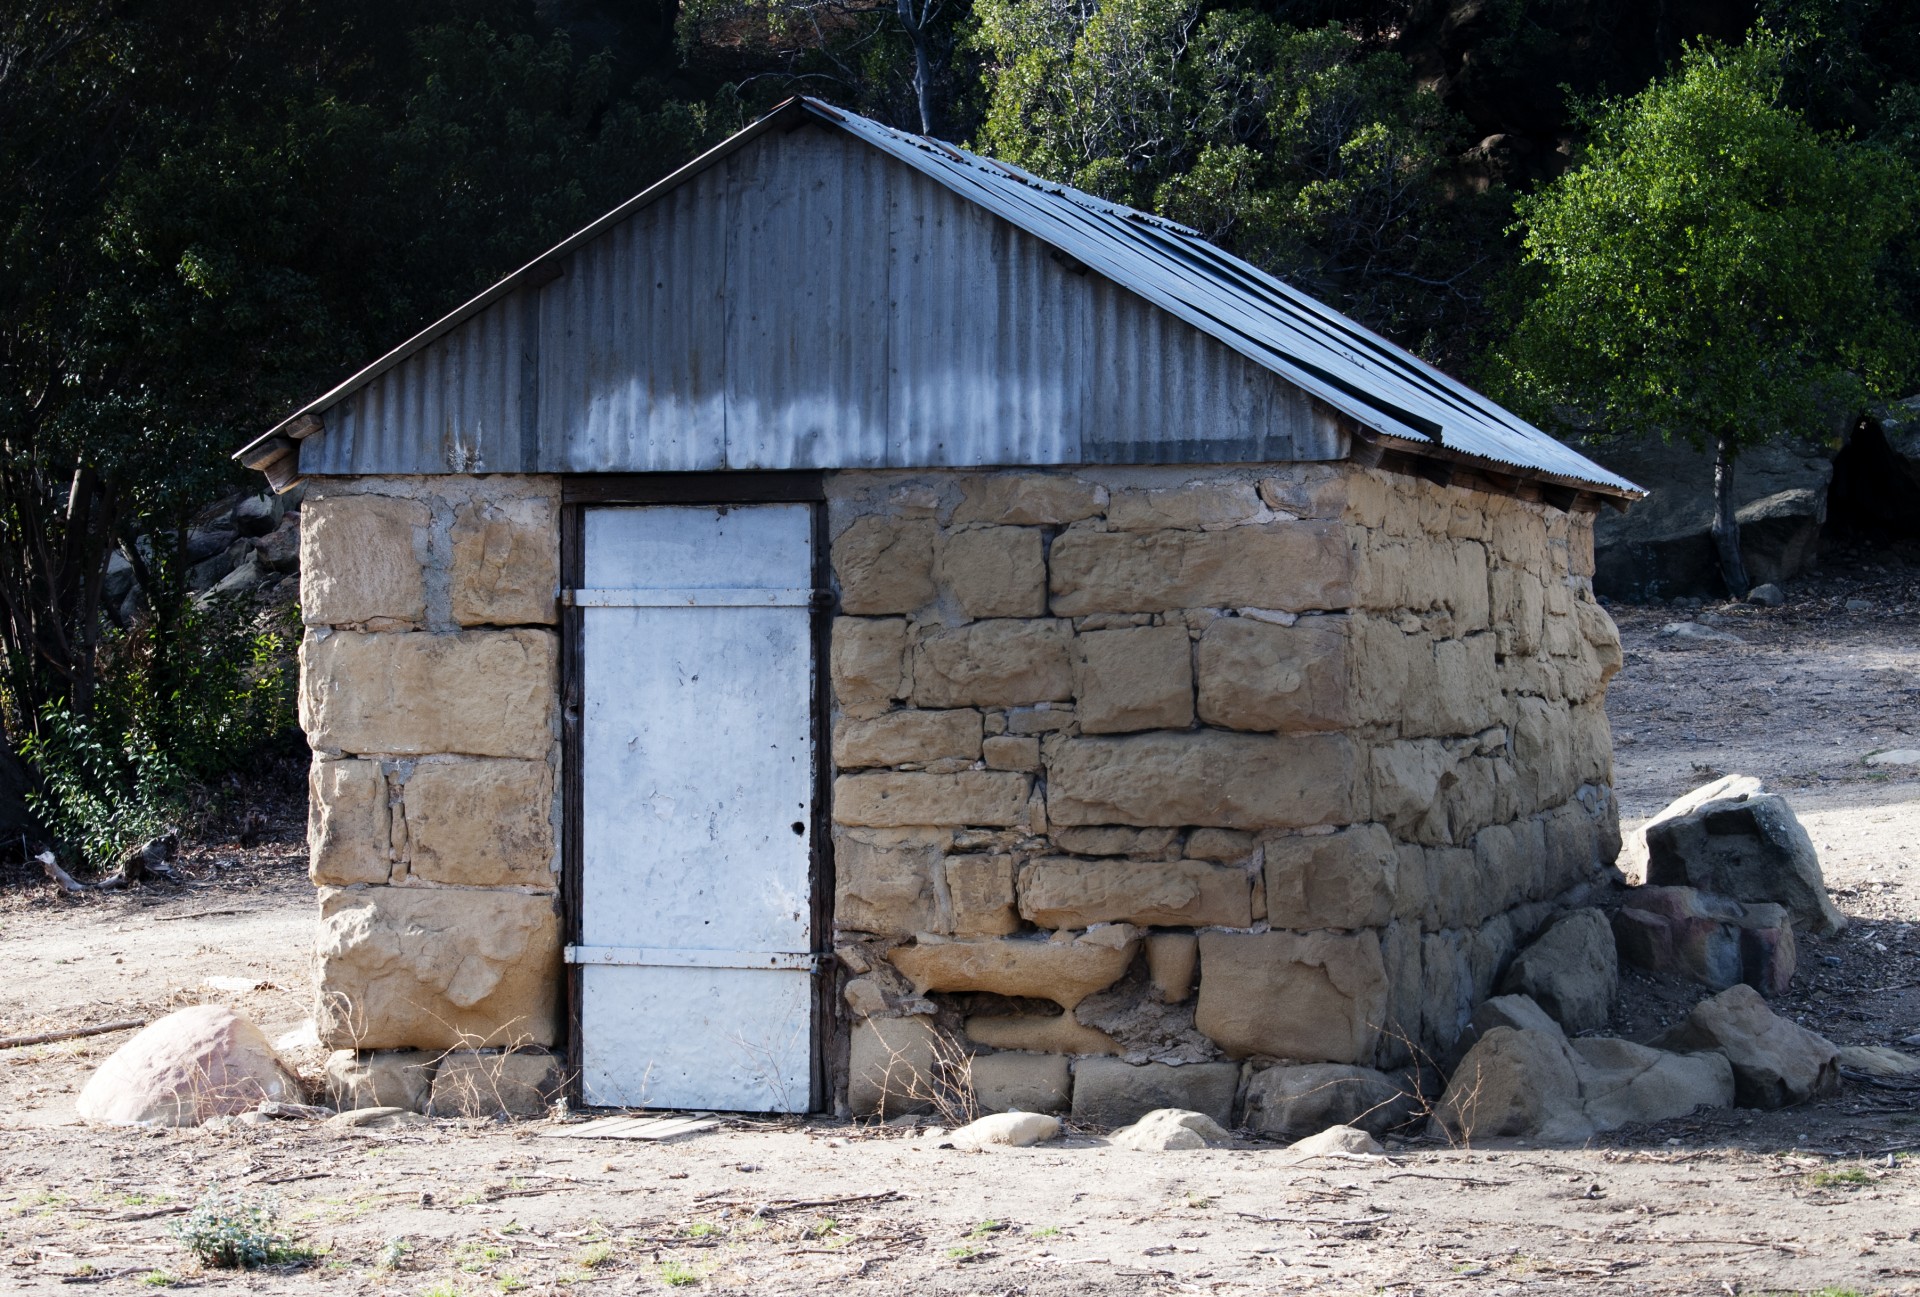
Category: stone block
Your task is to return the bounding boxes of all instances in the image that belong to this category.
[1405,635,1498,737]
[833,771,1031,827]
[1018,857,1252,930]
[1497,909,1618,1034]
[831,617,911,708]
[309,759,390,886]
[849,1016,939,1117]
[301,630,556,759]
[1652,983,1839,1109]
[1368,739,1456,843]
[1073,625,1194,733]
[1263,824,1397,930]
[1050,523,1350,615]
[1107,482,1263,531]
[1048,732,1361,829]
[1069,1058,1240,1128]
[834,827,946,936]
[834,516,936,614]
[966,1013,1118,1055]
[941,527,1047,618]
[889,928,1139,1011]
[1195,930,1387,1065]
[450,495,557,626]
[315,886,561,1050]
[428,1050,561,1118]
[1186,828,1256,862]
[1196,616,1349,733]
[1430,1026,1591,1144]
[968,1052,1071,1114]
[912,619,1074,708]
[945,854,1019,936]
[953,474,1106,525]
[982,734,1040,770]
[324,1049,438,1113]
[1050,826,1181,856]
[1420,931,1473,1054]
[833,709,982,768]
[300,494,428,627]
[1147,932,1198,1003]
[403,759,554,887]
[1242,1063,1417,1139]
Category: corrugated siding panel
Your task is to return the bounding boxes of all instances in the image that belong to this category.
[540,165,729,472]
[724,130,891,469]
[887,165,1080,467]
[306,293,526,475]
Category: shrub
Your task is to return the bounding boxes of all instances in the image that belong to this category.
[168,1187,288,1269]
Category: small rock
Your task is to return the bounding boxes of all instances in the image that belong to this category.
[1108,1108,1235,1151]
[1657,622,1746,645]
[1241,1063,1418,1139]
[1865,749,1920,768]
[253,513,301,572]
[945,1111,1062,1149]
[1498,909,1618,1034]
[1845,598,1872,613]
[251,1101,334,1120]
[1746,583,1785,607]
[1837,1046,1920,1078]
[1286,1124,1383,1156]
[1612,886,1796,996]
[231,493,281,537]
[1653,984,1839,1109]
[1902,1032,1920,1048]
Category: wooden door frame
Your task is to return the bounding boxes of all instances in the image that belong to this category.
[560,471,834,1112]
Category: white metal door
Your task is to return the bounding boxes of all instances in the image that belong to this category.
[574,503,815,1111]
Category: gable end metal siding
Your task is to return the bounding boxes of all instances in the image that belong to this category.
[294,126,1344,477]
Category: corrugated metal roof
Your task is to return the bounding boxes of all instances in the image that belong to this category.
[241,97,1640,497]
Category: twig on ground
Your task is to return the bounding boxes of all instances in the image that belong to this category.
[0,1019,147,1050]
[151,908,252,922]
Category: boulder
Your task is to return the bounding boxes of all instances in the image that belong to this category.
[428,1050,562,1118]
[231,493,281,537]
[1829,404,1920,543]
[1107,1107,1235,1150]
[1653,984,1839,1109]
[77,1006,302,1127]
[1242,1063,1418,1139]
[253,513,301,573]
[1287,1124,1384,1156]
[1612,886,1796,996]
[1568,1037,1735,1131]
[1432,1003,1735,1143]
[1441,992,1570,1073]
[324,1049,438,1113]
[1643,791,1846,936]
[889,928,1139,1011]
[1497,909,1618,1034]
[1587,437,1832,601]
[946,1111,1061,1149]
[1070,1060,1240,1129]
[1838,1046,1920,1078]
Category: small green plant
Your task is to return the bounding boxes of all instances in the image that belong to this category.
[455,1241,510,1272]
[377,1236,412,1270]
[946,1243,983,1261]
[1185,1192,1213,1209]
[969,1219,1002,1237]
[497,1276,527,1293]
[1030,1225,1062,1239]
[659,1259,701,1286]
[139,1272,177,1288]
[418,1284,463,1297]
[684,1220,720,1238]
[1807,1169,1872,1189]
[576,1242,615,1269]
[168,1186,289,1270]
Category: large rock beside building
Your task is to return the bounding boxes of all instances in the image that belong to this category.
[1642,789,1845,936]
[77,1007,301,1127]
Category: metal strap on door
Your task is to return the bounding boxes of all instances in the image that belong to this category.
[565,588,825,608]
[564,945,819,970]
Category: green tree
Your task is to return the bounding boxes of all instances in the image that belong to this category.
[1496,32,1917,595]
[0,0,712,859]
[970,0,1506,361]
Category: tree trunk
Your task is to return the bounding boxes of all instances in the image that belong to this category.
[1711,433,1751,599]
[897,0,934,135]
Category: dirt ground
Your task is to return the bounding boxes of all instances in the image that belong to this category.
[1,550,1917,1295]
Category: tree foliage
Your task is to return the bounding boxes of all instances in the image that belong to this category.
[971,0,1509,360]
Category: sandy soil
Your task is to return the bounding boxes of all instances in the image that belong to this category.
[1,554,1916,1295]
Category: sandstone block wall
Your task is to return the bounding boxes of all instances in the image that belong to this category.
[829,464,1624,1123]
[301,476,563,1052]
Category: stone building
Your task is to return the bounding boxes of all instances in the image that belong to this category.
[238,98,1641,1124]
